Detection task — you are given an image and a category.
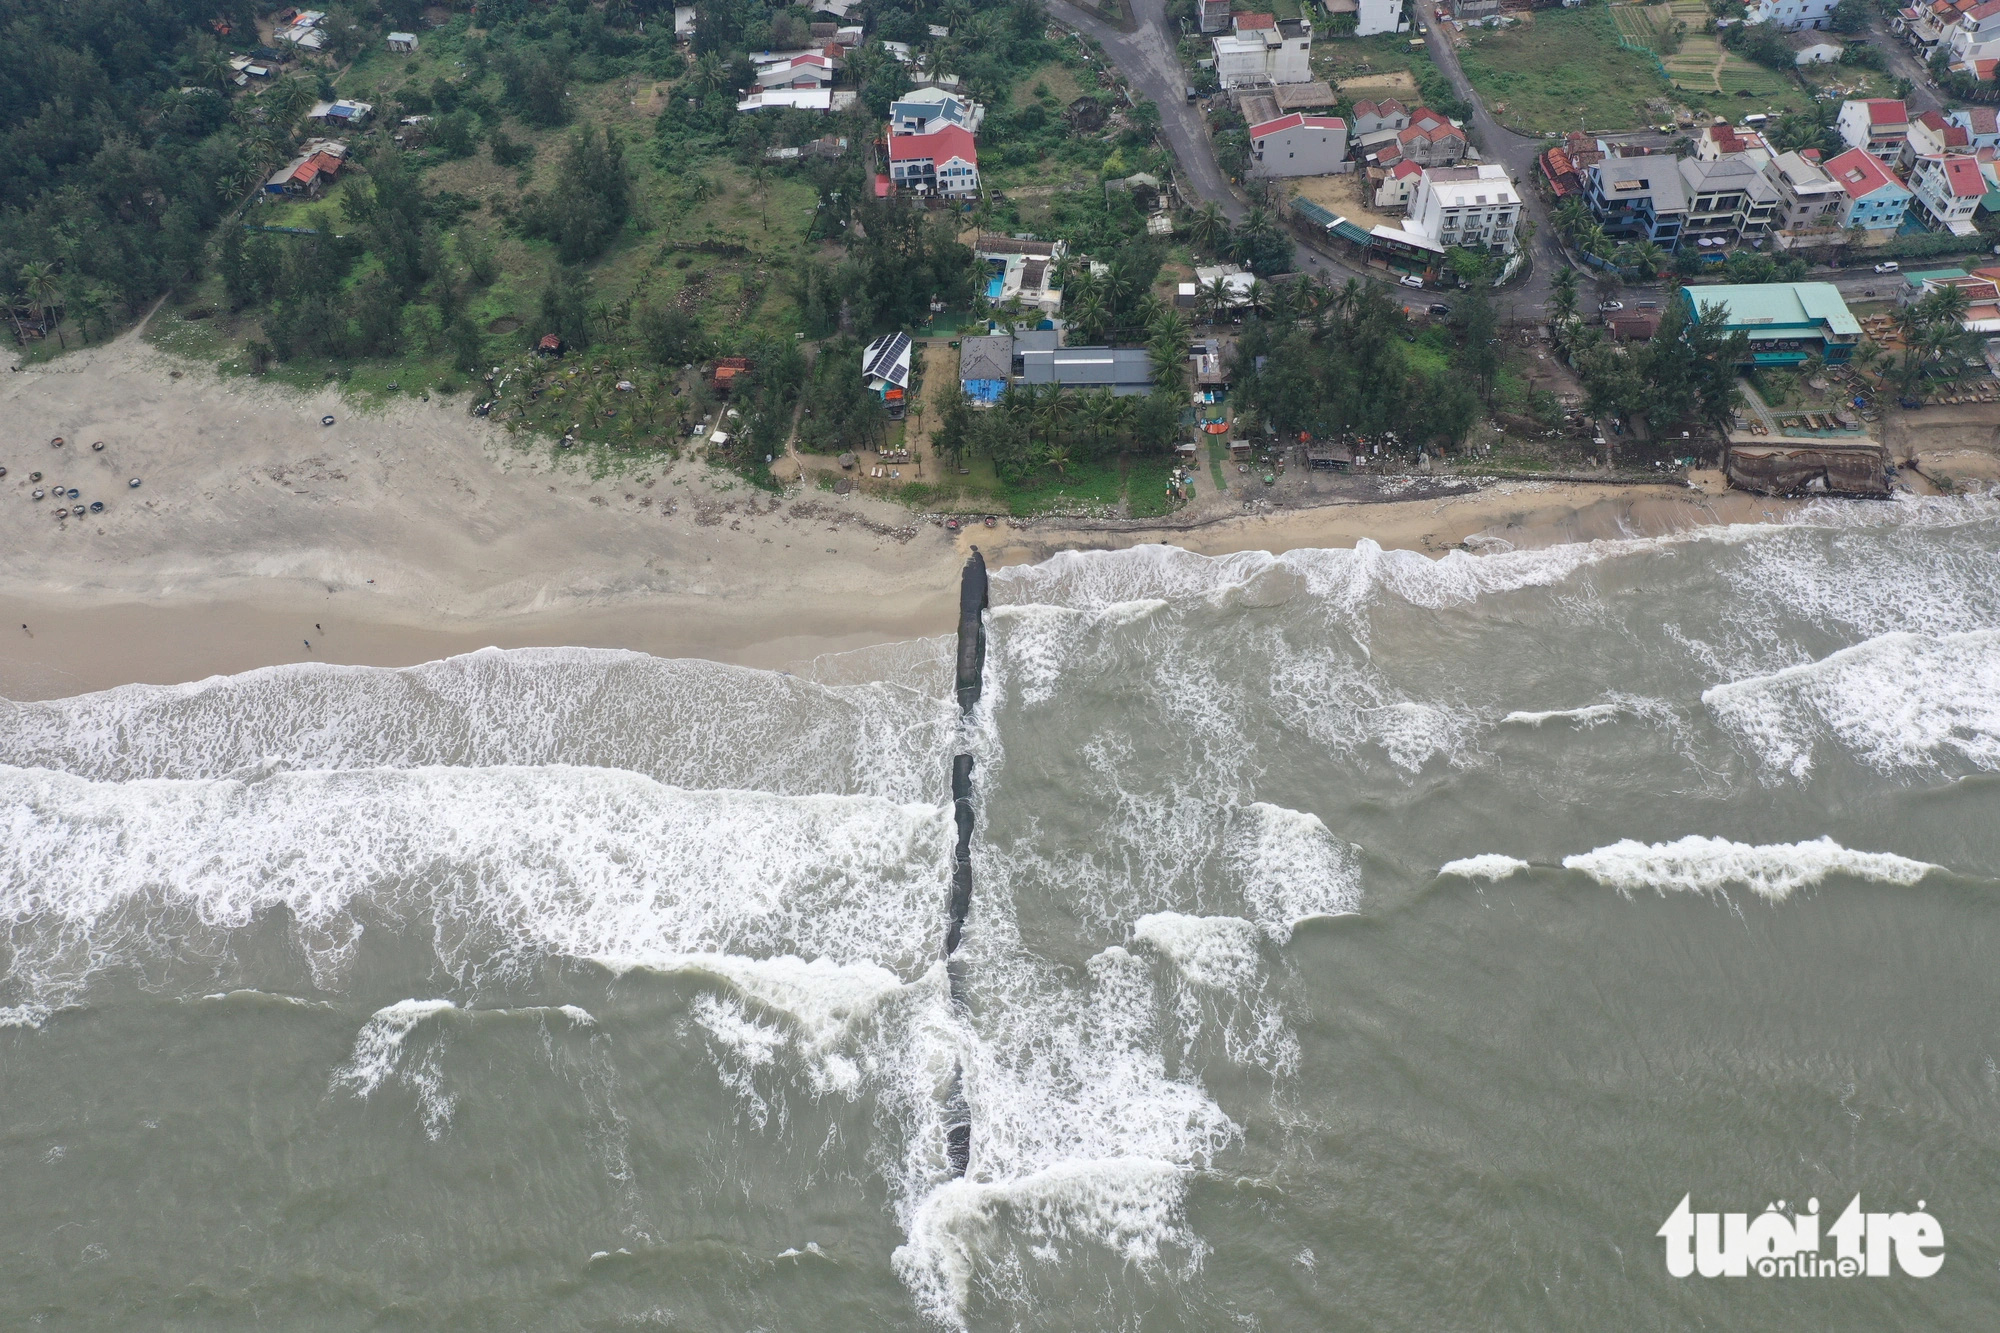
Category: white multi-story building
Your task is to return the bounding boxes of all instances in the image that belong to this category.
[1907,152,1985,234]
[1836,98,1912,165]
[1247,112,1349,176]
[1745,0,1838,29]
[1355,0,1410,37]
[1212,13,1314,88]
[1946,0,2000,60]
[1407,162,1522,253]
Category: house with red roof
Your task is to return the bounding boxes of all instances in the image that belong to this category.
[1247,112,1348,177]
[754,51,840,89]
[1907,152,1986,234]
[885,122,979,197]
[1823,147,1913,230]
[1836,99,1911,165]
[1393,107,1466,167]
[1900,109,1972,170]
[1211,11,1315,88]
[1694,123,1770,162]
[1375,158,1424,210]
[1949,106,2000,148]
[1351,98,1410,136]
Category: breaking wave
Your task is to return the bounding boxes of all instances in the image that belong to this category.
[0,647,954,800]
[1562,835,1941,901]
[0,763,951,1012]
[1703,630,2000,779]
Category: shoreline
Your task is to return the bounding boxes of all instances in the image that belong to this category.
[1,477,1797,702]
[0,335,1852,703]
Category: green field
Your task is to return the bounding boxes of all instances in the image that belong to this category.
[1460,7,1671,133]
[1609,1,1816,121]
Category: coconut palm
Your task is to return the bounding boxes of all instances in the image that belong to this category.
[20,261,64,348]
[1626,239,1667,280]
[1031,382,1073,450]
[197,42,235,93]
[1077,389,1124,460]
[1199,274,1235,325]
[1240,205,1278,250]
[692,52,727,97]
[1069,287,1110,343]
[1186,201,1227,254]
[1243,279,1272,320]
[1148,331,1187,389]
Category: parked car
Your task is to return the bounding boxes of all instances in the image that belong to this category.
[1429,303,1452,316]
[1399,274,1424,289]
[1599,300,1625,312]
[1874,262,1900,274]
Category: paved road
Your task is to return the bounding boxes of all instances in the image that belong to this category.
[1870,15,1943,118]
[1411,0,1558,311]
[1043,0,1247,222]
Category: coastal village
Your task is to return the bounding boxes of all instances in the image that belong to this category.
[8,0,2000,531]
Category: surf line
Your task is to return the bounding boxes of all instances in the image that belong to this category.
[942,547,987,1177]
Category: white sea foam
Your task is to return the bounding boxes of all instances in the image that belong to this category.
[1130,914,1263,992]
[0,647,954,801]
[1703,630,2000,779]
[1224,803,1363,938]
[987,538,1645,620]
[334,999,459,1138]
[1503,703,1625,728]
[989,601,1167,706]
[1262,632,1477,771]
[887,928,1237,1326]
[1562,835,1942,901]
[1438,854,1531,881]
[0,764,950,1011]
[894,1157,1196,1326]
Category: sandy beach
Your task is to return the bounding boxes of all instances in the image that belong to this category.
[1,331,1804,701]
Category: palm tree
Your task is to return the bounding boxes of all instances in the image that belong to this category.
[1554,196,1588,243]
[1078,389,1124,460]
[1031,382,1073,450]
[1187,201,1227,254]
[1243,279,1272,320]
[1240,206,1278,250]
[1199,274,1235,325]
[1332,276,1364,319]
[1148,331,1187,390]
[693,52,727,98]
[197,41,235,93]
[1134,292,1169,331]
[1627,239,1667,280]
[21,261,64,348]
[1147,308,1190,348]
[1069,288,1110,343]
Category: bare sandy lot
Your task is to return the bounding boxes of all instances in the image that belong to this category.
[1286,173,1401,234]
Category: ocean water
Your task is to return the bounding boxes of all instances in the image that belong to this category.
[4,495,1999,1329]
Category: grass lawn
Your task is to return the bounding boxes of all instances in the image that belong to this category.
[1609,1,1816,123]
[1458,7,1671,133]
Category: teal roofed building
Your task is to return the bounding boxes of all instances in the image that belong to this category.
[1680,281,1862,366]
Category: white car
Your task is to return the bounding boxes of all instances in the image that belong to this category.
[1873,262,1900,274]
[1399,274,1424,289]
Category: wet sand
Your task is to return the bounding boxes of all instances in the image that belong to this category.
[0,337,1801,701]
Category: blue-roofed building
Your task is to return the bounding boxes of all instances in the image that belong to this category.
[959,333,1013,404]
[1680,281,1862,365]
[889,88,985,136]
